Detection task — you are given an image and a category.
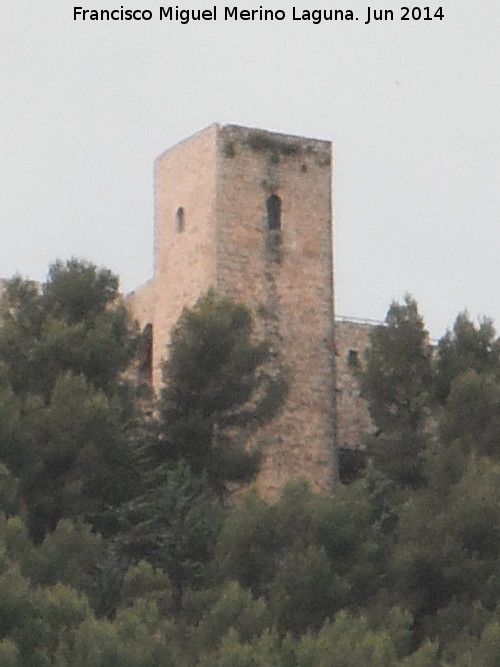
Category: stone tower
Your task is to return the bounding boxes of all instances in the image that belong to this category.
[129,124,337,498]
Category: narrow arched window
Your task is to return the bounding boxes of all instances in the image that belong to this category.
[266,195,281,231]
[176,207,185,233]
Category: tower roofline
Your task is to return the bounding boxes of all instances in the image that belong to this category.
[154,123,331,162]
[221,123,332,146]
[154,123,221,162]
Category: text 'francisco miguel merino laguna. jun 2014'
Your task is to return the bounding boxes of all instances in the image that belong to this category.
[72,6,446,25]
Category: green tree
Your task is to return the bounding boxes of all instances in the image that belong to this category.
[270,544,339,635]
[0,377,24,480]
[198,628,287,667]
[435,312,500,404]
[0,260,147,540]
[119,560,172,613]
[16,372,141,540]
[53,610,169,667]
[216,480,387,634]
[361,296,433,487]
[0,566,31,640]
[116,463,224,611]
[159,291,286,492]
[215,490,277,597]
[398,641,440,667]
[26,519,119,616]
[393,456,500,625]
[0,465,20,518]
[27,584,91,659]
[296,611,397,667]
[452,621,500,667]
[194,582,270,656]
[0,640,20,667]
[0,259,136,400]
[439,369,500,460]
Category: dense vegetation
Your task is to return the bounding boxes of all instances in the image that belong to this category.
[1,263,500,665]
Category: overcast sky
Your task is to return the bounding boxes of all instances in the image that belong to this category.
[2,0,499,338]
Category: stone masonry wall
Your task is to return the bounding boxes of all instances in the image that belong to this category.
[127,279,155,331]
[151,125,219,389]
[214,126,336,498]
[335,319,375,449]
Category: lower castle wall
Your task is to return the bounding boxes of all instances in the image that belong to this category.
[335,319,375,449]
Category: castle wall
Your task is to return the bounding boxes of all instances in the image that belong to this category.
[152,126,219,387]
[127,279,155,331]
[214,126,336,498]
[335,319,375,449]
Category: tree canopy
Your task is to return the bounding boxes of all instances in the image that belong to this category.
[360,296,433,488]
[159,290,287,492]
[1,262,500,664]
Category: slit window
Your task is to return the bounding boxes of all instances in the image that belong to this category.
[176,207,185,233]
[347,349,359,367]
[266,195,281,231]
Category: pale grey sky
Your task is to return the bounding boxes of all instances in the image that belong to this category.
[2,0,499,338]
